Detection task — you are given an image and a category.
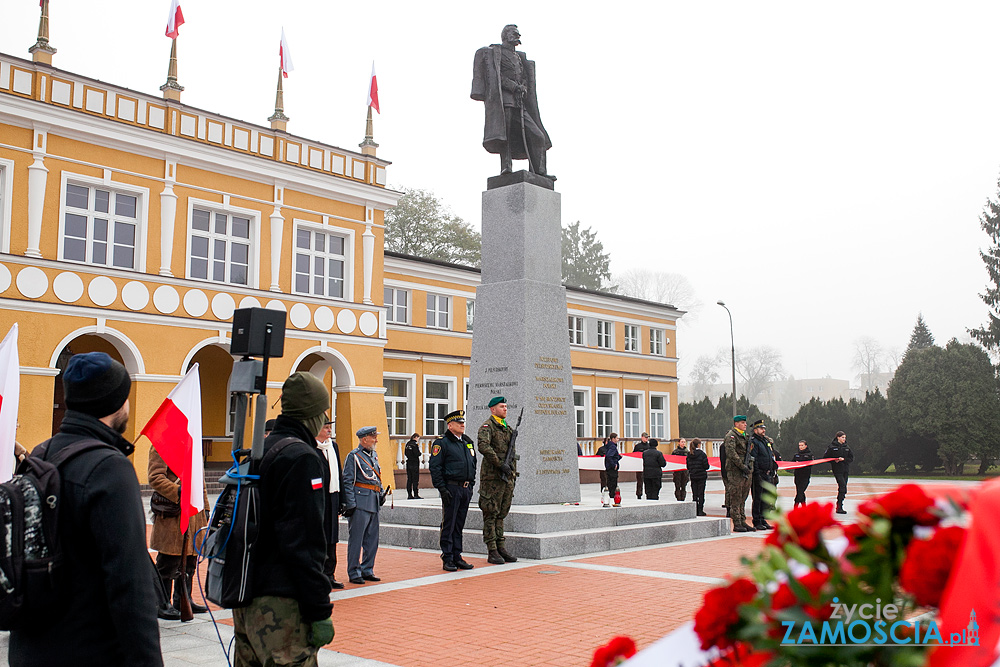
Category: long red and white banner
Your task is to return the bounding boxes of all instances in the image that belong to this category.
[578,452,838,472]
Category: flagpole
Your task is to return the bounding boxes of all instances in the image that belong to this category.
[160,38,184,101]
[268,67,289,131]
[30,0,57,65]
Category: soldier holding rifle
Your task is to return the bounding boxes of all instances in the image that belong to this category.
[477,397,520,565]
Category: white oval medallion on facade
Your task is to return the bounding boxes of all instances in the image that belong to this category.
[239,296,262,310]
[153,285,180,314]
[265,299,287,312]
[212,293,236,321]
[336,309,357,334]
[0,264,11,294]
[183,289,209,317]
[53,272,84,303]
[16,267,48,299]
[87,276,117,306]
[314,306,335,332]
[289,303,312,329]
[359,311,379,336]
[122,281,150,310]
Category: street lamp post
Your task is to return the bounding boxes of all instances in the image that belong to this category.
[717,301,736,418]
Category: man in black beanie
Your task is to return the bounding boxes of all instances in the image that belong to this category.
[233,371,335,664]
[10,352,162,667]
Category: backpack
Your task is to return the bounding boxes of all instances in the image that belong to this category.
[203,437,299,608]
[0,438,107,630]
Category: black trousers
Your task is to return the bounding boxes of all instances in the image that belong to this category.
[793,476,810,505]
[406,463,420,497]
[690,478,707,511]
[635,473,645,498]
[673,470,689,501]
[440,483,473,562]
[643,475,662,500]
[323,491,340,582]
[751,475,767,526]
[606,469,619,498]
[834,471,849,507]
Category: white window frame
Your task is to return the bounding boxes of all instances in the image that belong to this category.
[383,373,415,437]
[384,287,410,325]
[572,386,591,439]
[426,294,451,330]
[596,389,618,438]
[464,377,471,414]
[649,391,671,440]
[623,391,645,438]
[423,375,456,437]
[185,197,260,288]
[650,328,665,356]
[624,324,640,353]
[568,316,584,345]
[58,171,149,272]
[596,319,614,349]
[466,298,475,332]
[0,158,13,254]
[291,220,353,301]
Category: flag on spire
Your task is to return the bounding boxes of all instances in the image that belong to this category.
[0,325,19,484]
[280,28,294,78]
[165,0,184,39]
[140,364,204,534]
[367,61,380,114]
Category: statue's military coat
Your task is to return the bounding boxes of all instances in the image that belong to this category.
[471,45,551,159]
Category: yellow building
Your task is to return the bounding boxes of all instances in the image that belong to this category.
[0,16,681,484]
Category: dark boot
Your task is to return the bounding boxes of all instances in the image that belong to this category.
[158,577,181,620]
[836,504,847,515]
[496,546,518,563]
[487,549,505,565]
[174,573,209,614]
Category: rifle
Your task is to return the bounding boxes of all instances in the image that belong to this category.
[176,528,194,622]
[500,407,524,483]
[743,434,755,480]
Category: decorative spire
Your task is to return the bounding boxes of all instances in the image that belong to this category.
[359,107,378,156]
[29,0,57,65]
[268,68,289,132]
[159,39,184,102]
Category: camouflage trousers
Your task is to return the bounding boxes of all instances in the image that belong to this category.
[479,479,515,550]
[725,473,751,527]
[233,595,319,667]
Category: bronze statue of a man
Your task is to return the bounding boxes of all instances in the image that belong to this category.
[471,25,554,180]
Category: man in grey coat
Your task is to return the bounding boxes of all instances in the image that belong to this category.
[341,426,383,585]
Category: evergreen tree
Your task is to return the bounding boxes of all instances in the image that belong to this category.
[970,178,1000,352]
[906,313,935,353]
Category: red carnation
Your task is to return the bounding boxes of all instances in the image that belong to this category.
[706,643,774,666]
[694,578,758,650]
[765,502,838,551]
[899,525,966,607]
[589,635,637,667]
[858,484,939,526]
[842,522,867,545]
[770,569,832,619]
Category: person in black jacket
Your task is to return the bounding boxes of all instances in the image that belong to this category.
[596,437,609,490]
[404,432,423,499]
[604,434,622,505]
[822,431,854,514]
[641,438,666,500]
[316,420,345,589]
[429,410,477,571]
[10,352,162,667]
[633,432,651,499]
[686,439,710,516]
[234,371,335,663]
[749,419,777,530]
[791,440,813,508]
[671,438,690,501]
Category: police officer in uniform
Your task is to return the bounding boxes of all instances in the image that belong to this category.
[749,419,777,531]
[430,410,477,572]
[723,415,755,532]
[341,426,383,585]
[478,396,518,565]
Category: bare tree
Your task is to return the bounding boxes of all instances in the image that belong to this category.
[688,354,721,400]
[613,269,703,321]
[853,336,888,391]
[734,346,785,404]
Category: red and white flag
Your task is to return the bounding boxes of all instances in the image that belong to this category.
[165,0,184,39]
[140,364,204,534]
[279,28,294,78]
[367,61,380,114]
[0,325,19,483]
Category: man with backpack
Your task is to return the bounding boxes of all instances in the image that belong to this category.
[9,352,162,666]
[232,371,335,664]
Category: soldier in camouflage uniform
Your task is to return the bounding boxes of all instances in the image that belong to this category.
[723,415,755,533]
[234,596,320,667]
[478,396,518,565]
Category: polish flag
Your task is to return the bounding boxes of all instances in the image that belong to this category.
[280,28,294,78]
[367,61,379,114]
[165,0,184,39]
[140,364,204,533]
[0,325,19,483]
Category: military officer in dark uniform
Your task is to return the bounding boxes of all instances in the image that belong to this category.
[429,410,477,572]
[478,396,518,565]
[749,419,777,531]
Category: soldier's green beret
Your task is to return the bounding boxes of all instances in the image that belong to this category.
[734,415,747,422]
[488,396,506,408]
